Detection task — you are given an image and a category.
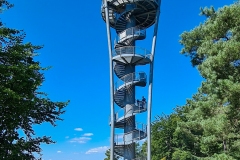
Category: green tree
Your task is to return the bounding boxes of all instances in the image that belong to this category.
[135,142,147,159]
[104,149,120,160]
[172,1,240,159]
[0,1,69,159]
[150,112,182,160]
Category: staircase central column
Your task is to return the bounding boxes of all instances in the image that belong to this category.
[124,3,136,160]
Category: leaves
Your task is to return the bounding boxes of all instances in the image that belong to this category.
[151,113,181,160]
[104,149,120,160]
[0,1,69,159]
[150,2,240,160]
[176,2,240,159]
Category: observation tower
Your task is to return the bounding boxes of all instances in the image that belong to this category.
[101,0,161,159]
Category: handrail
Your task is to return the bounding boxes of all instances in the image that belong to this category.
[119,26,144,35]
[114,72,147,91]
[115,26,146,43]
[110,100,147,123]
[114,122,147,145]
[113,46,151,58]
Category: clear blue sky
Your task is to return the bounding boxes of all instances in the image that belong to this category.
[1,0,234,160]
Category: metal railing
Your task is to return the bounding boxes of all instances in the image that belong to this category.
[110,101,147,123]
[115,72,147,91]
[114,122,147,145]
[135,100,147,113]
[115,133,124,145]
[115,26,146,43]
[112,46,151,59]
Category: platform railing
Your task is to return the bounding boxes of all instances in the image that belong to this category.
[114,72,147,91]
[112,46,151,59]
[110,101,147,122]
[114,122,147,145]
[115,26,146,43]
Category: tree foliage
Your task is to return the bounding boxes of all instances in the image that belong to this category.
[147,1,240,160]
[176,2,240,159]
[104,149,120,160]
[151,113,181,160]
[0,1,69,159]
[136,142,147,159]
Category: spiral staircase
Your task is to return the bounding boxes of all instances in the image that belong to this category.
[101,0,159,159]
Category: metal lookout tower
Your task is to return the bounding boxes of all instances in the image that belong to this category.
[101,0,161,159]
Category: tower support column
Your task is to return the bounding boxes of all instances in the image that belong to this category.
[103,1,115,160]
[147,2,161,160]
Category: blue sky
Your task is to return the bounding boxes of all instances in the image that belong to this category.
[1,0,234,160]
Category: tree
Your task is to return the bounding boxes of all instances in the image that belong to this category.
[172,1,240,159]
[148,1,240,159]
[135,142,147,159]
[151,113,181,160]
[104,149,120,160]
[0,1,69,159]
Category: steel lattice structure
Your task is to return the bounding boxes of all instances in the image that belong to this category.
[101,0,161,159]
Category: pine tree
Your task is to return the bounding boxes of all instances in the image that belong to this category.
[151,113,181,160]
[173,1,240,159]
[104,149,120,160]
